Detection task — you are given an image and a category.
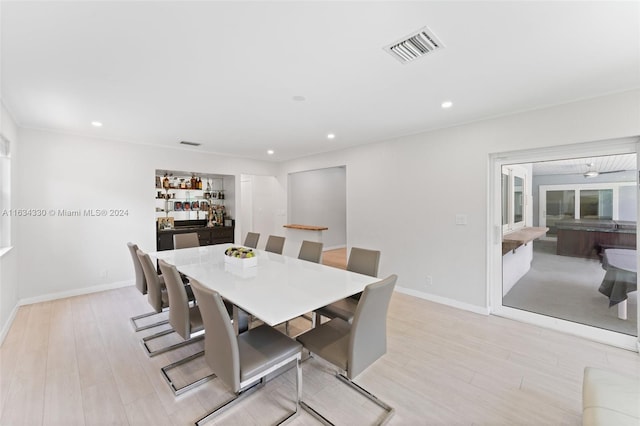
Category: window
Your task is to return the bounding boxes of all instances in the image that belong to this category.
[539,182,634,235]
[502,165,527,232]
[1,134,10,249]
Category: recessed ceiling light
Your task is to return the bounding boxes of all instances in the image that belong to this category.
[267,150,275,155]
[292,96,306,102]
[327,133,335,139]
[91,121,103,127]
[441,101,453,109]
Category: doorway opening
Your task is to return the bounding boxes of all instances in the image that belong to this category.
[490,139,639,350]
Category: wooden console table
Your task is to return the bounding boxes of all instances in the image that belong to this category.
[502,227,548,255]
[283,224,329,231]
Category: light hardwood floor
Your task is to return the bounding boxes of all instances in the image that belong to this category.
[321,248,347,270]
[1,283,639,425]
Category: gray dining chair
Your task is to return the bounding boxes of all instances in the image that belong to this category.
[243,232,260,249]
[136,249,170,335]
[297,274,397,425]
[314,247,381,324]
[137,250,197,358]
[265,235,286,254]
[298,240,323,263]
[127,242,169,331]
[156,260,214,395]
[190,278,303,426]
[173,232,200,249]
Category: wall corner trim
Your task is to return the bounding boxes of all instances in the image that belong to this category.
[395,286,490,316]
[0,303,19,346]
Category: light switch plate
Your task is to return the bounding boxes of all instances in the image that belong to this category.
[455,214,468,225]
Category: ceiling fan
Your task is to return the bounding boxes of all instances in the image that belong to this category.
[583,163,627,178]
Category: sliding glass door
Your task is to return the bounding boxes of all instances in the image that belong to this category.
[491,141,639,351]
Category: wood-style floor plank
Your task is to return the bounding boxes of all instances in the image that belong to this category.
[0,285,639,425]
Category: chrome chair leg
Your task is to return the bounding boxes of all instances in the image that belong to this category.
[300,368,395,426]
[194,381,262,426]
[300,400,333,426]
[194,358,300,426]
[130,311,169,332]
[161,351,216,395]
[336,373,395,425]
[142,329,204,357]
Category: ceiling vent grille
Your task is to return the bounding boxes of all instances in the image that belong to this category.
[180,140,201,147]
[384,26,444,64]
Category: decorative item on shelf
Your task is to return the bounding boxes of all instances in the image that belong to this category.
[197,177,202,189]
[180,178,186,189]
[191,175,197,189]
[207,205,215,227]
[163,175,170,189]
[155,176,161,188]
[157,217,174,230]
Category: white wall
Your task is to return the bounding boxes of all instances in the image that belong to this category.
[247,175,286,250]
[0,101,20,342]
[15,128,278,301]
[278,89,640,312]
[288,166,346,250]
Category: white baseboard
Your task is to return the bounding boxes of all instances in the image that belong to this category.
[395,286,490,316]
[0,303,19,346]
[19,280,134,306]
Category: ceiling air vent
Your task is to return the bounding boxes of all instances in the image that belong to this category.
[384,26,444,64]
[180,141,201,147]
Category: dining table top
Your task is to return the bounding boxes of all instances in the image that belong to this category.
[149,243,378,327]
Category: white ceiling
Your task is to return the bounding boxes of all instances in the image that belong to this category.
[531,153,637,176]
[2,1,639,162]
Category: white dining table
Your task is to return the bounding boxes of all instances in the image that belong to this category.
[149,244,378,332]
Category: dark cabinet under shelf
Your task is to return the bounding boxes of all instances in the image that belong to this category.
[156,220,234,251]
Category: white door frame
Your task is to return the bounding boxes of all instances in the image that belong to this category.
[487,137,640,352]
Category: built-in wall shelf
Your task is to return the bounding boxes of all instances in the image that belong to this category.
[283,224,328,231]
[502,227,548,255]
